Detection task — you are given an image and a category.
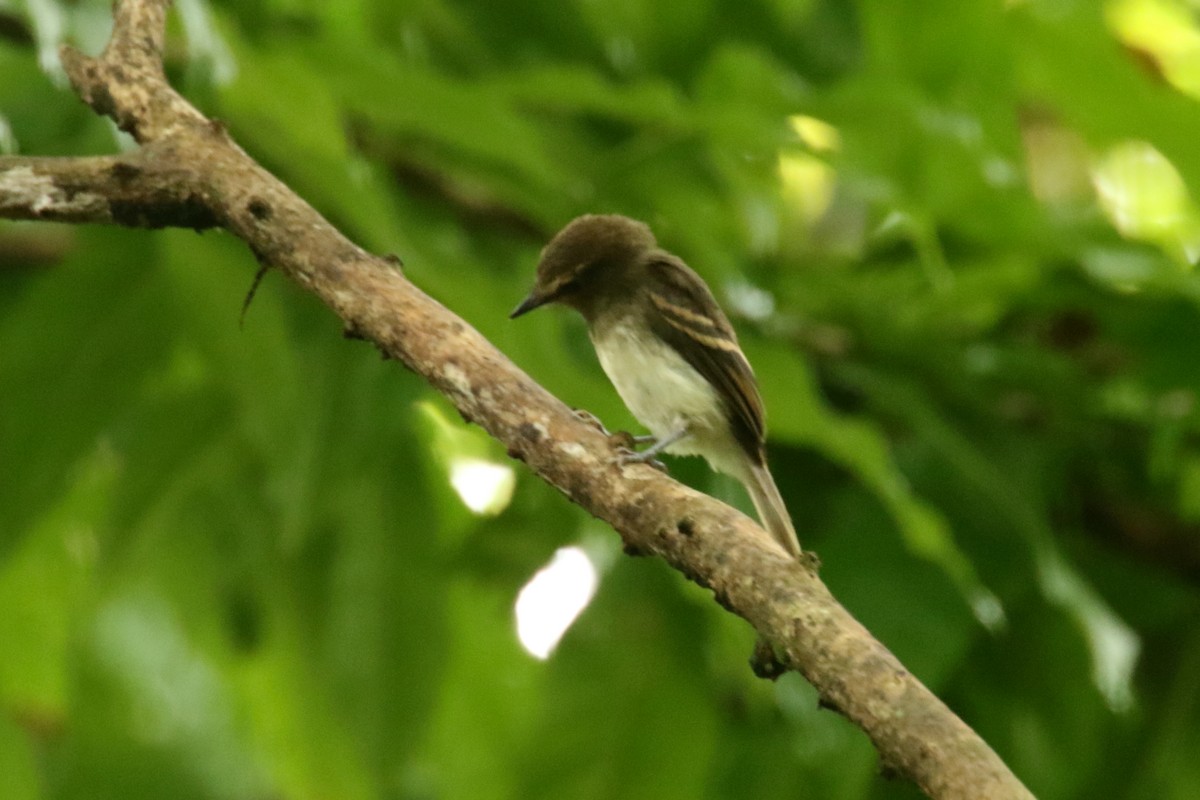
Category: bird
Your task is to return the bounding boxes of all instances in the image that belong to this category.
[510,214,800,558]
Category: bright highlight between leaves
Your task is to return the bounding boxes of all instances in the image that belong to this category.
[514,547,599,660]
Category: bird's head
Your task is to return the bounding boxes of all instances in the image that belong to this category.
[510,214,656,319]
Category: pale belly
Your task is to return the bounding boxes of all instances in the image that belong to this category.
[590,320,743,477]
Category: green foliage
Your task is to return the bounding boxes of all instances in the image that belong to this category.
[3,0,1200,797]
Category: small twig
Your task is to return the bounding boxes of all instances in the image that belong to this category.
[240,262,271,326]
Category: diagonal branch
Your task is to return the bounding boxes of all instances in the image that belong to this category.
[0,2,1033,798]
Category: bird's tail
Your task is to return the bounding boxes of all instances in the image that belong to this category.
[744,462,801,558]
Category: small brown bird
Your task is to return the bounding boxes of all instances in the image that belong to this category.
[511,214,800,558]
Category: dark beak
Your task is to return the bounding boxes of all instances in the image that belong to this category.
[510,289,550,319]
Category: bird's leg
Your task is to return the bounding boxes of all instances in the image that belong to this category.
[617,426,688,472]
[575,409,686,472]
[627,427,688,461]
[574,408,639,450]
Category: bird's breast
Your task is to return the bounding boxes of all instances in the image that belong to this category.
[589,319,729,456]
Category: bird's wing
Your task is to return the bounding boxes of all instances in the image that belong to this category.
[642,251,765,462]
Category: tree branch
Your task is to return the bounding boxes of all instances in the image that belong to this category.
[0,3,1034,798]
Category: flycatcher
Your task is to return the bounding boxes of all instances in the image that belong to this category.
[511,214,801,558]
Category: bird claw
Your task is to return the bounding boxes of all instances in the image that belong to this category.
[607,430,638,450]
[572,409,667,470]
[572,408,612,436]
[614,446,668,473]
[574,408,644,450]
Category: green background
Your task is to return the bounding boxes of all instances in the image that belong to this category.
[3,0,1200,797]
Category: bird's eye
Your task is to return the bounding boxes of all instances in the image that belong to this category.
[555,276,581,297]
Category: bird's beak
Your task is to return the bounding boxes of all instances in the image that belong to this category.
[509,289,550,319]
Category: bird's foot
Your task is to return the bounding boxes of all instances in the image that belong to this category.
[614,445,668,473]
[613,427,688,473]
[572,408,611,435]
[573,409,660,463]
